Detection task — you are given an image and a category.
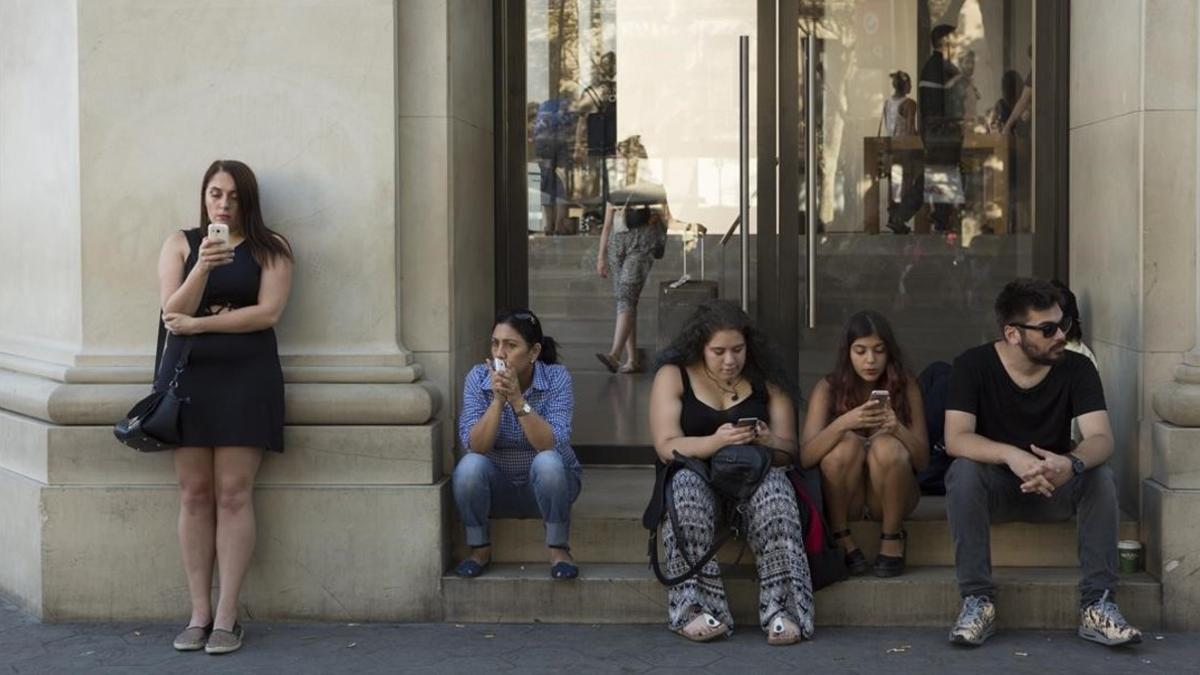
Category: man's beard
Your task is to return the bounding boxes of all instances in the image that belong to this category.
[1020,336,1066,366]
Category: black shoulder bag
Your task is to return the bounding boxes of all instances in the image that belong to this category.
[114,230,200,452]
[642,445,773,586]
[113,321,193,452]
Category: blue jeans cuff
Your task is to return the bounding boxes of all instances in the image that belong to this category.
[466,525,490,548]
[544,521,569,547]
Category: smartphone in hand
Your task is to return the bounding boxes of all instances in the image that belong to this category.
[869,389,890,407]
[736,417,761,428]
[492,357,507,372]
[208,223,230,246]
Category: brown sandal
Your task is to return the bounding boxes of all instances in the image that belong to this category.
[676,612,727,642]
[617,360,643,374]
[594,352,619,373]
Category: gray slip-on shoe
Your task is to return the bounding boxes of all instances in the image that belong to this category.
[204,623,244,655]
[172,623,212,651]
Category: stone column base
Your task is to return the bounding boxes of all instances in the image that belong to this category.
[1143,476,1200,630]
[0,402,449,621]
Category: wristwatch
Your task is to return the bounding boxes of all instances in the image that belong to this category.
[1068,453,1086,476]
[513,400,533,417]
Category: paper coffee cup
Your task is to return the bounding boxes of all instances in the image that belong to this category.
[1118,540,1143,574]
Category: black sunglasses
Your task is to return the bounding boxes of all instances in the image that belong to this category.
[1008,316,1074,339]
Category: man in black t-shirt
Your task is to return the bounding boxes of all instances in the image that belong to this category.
[943,279,1141,647]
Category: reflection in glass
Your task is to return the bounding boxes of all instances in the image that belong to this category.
[521,0,1039,447]
[796,0,1035,394]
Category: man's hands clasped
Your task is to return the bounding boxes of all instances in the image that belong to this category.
[1009,444,1075,497]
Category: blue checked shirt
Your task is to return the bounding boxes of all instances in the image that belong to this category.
[458,361,582,485]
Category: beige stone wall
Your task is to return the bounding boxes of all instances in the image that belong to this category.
[72,0,407,371]
[1070,0,1198,513]
[0,0,480,621]
[0,0,83,366]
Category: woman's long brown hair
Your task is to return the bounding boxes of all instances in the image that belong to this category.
[199,160,293,266]
[826,310,912,425]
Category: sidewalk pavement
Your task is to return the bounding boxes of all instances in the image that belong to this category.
[1,597,1193,674]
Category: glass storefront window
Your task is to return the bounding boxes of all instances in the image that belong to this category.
[516,0,1041,450]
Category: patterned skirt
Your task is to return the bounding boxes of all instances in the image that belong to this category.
[662,467,815,636]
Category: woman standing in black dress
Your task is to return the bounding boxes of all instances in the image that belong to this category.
[157,160,293,655]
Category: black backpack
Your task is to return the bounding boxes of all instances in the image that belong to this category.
[916,361,954,495]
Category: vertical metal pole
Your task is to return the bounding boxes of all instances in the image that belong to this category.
[805,31,818,328]
[739,35,751,311]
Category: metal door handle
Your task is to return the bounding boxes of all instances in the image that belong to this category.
[739,35,750,312]
[804,31,817,328]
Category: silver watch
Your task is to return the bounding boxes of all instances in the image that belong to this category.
[514,401,532,417]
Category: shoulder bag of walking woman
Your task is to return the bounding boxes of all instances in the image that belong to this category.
[113,319,193,452]
[641,444,773,586]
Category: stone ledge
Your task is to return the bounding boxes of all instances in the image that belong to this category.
[0,476,451,622]
[0,411,443,486]
[1151,421,1200,489]
[0,350,423,384]
[443,563,1161,629]
[0,368,437,425]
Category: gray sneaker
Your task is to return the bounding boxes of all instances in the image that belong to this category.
[1078,590,1142,646]
[949,595,996,646]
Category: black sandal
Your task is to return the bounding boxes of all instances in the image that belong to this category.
[832,529,868,576]
[549,544,578,580]
[454,543,492,578]
[874,529,907,578]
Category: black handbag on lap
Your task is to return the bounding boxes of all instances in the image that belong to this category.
[642,445,773,586]
[113,320,193,452]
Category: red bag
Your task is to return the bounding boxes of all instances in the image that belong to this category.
[786,468,848,590]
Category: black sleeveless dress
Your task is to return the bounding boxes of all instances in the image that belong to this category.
[677,365,771,437]
[154,228,285,452]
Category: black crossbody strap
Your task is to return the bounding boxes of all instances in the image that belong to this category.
[153,315,168,378]
[646,453,735,586]
[156,227,203,387]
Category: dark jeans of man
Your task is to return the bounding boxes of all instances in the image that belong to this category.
[944,457,1119,608]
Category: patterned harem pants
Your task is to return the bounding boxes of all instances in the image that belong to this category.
[662,466,815,637]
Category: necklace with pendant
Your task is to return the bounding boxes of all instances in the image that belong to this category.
[703,366,742,402]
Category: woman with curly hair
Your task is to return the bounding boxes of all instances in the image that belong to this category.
[799,310,928,578]
[647,301,814,645]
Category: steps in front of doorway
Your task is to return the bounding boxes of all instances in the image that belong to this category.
[442,564,1162,629]
[448,467,1140,569]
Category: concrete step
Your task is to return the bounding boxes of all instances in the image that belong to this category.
[451,467,1139,567]
[442,564,1162,629]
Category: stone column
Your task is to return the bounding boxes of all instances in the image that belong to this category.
[1146,0,1200,632]
[0,0,447,621]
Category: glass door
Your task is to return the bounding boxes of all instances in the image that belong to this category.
[504,0,1057,453]
[773,0,1039,396]
[521,1,762,456]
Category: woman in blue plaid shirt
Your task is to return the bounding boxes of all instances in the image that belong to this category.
[453,309,583,579]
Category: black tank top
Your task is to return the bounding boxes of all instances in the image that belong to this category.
[678,365,771,437]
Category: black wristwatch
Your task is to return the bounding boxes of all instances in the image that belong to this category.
[1068,453,1086,476]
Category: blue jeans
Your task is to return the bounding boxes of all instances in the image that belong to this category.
[452,451,582,548]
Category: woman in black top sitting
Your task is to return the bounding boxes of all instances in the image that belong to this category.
[799,310,927,578]
[648,301,813,645]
